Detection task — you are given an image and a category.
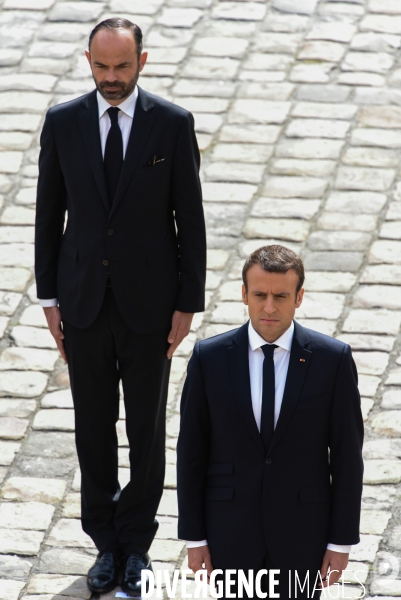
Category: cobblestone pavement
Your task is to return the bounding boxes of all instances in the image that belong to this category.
[1,0,401,598]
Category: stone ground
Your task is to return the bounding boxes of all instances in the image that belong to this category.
[0,0,401,598]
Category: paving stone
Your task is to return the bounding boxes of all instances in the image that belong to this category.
[386,368,401,385]
[263,176,327,198]
[1,207,35,225]
[353,285,401,310]
[39,549,93,576]
[244,218,310,242]
[360,509,392,534]
[0,347,58,372]
[1,477,66,504]
[0,399,36,418]
[229,100,290,125]
[0,501,54,531]
[387,203,401,220]
[353,86,401,105]
[335,166,395,191]
[304,271,356,292]
[361,15,401,35]
[308,231,371,252]
[0,579,25,600]
[353,351,389,376]
[210,302,248,325]
[17,454,77,479]
[212,143,273,164]
[289,63,335,84]
[238,82,294,100]
[349,534,381,562]
[340,562,369,585]
[0,529,44,556]
[342,52,394,74]
[219,124,281,145]
[352,127,401,148]
[32,409,74,432]
[361,265,401,287]
[252,198,321,220]
[319,2,364,16]
[275,138,344,159]
[27,574,90,598]
[338,334,395,352]
[380,221,401,239]
[0,417,28,440]
[151,538,185,562]
[41,390,73,409]
[292,102,357,121]
[205,162,265,184]
[202,182,256,203]
[370,580,401,596]
[343,147,399,169]
[0,151,23,174]
[254,32,302,54]
[269,158,335,177]
[182,56,239,80]
[0,316,9,339]
[273,0,318,14]
[286,118,350,139]
[296,319,337,336]
[158,7,202,27]
[382,389,401,408]
[0,554,32,580]
[212,2,266,21]
[19,305,48,328]
[0,440,20,465]
[10,326,54,350]
[298,41,346,62]
[318,212,377,232]
[371,411,401,437]
[0,227,34,245]
[297,293,345,320]
[46,519,95,549]
[48,1,103,22]
[343,309,401,335]
[0,92,51,113]
[61,493,80,519]
[326,191,387,213]
[0,243,33,268]
[303,252,364,272]
[306,22,356,43]
[0,48,23,66]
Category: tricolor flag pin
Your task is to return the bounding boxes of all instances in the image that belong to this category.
[300,358,306,362]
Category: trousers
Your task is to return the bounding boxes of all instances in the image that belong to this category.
[216,554,322,600]
[63,286,171,555]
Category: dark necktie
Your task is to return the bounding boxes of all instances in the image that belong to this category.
[104,107,123,209]
[260,344,278,451]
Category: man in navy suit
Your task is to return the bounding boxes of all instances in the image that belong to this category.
[177,245,363,599]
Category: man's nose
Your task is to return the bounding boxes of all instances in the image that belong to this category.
[263,297,275,314]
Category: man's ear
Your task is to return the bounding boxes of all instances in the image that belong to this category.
[295,287,304,309]
[85,50,91,66]
[242,284,248,306]
[139,51,148,72]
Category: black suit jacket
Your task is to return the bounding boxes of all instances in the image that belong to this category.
[35,87,206,332]
[177,321,364,572]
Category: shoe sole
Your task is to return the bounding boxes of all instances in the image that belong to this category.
[87,581,118,594]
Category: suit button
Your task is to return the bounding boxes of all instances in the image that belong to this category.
[102,259,109,266]
[265,457,272,465]
[107,229,114,236]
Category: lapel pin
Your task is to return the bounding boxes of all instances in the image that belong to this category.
[300,358,306,362]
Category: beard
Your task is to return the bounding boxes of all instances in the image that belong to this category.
[95,70,139,101]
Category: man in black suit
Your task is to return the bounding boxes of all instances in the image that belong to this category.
[177,245,363,599]
[35,18,206,596]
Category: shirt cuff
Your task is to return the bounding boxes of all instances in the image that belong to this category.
[185,540,208,549]
[39,298,58,307]
[327,543,352,553]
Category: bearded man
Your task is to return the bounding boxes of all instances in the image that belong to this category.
[35,18,206,596]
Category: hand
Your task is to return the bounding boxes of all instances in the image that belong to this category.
[167,310,194,359]
[319,550,349,588]
[187,546,214,582]
[43,305,67,363]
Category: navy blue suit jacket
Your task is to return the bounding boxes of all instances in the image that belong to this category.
[177,321,364,572]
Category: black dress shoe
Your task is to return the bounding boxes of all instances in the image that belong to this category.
[87,551,119,594]
[121,552,153,597]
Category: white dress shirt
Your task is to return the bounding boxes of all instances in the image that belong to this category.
[186,321,351,554]
[38,87,139,308]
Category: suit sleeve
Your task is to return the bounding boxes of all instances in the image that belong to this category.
[35,109,67,299]
[177,342,210,540]
[171,113,206,313]
[328,344,364,545]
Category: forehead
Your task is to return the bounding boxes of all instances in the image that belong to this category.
[90,29,138,59]
[246,264,299,290]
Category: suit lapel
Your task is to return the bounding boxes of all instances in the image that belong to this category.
[109,86,157,219]
[268,321,312,454]
[228,323,265,455]
[77,90,109,213]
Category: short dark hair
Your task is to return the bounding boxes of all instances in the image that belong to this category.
[242,244,305,294]
[88,18,143,57]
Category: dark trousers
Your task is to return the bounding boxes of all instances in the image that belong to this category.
[63,287,171,556]
[217,554,322,600]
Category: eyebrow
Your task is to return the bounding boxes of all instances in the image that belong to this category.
[252,290,291,296]
[94,61,132,67]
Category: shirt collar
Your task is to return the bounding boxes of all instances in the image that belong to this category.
[97,85,138,119]
[248,320,294,353]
